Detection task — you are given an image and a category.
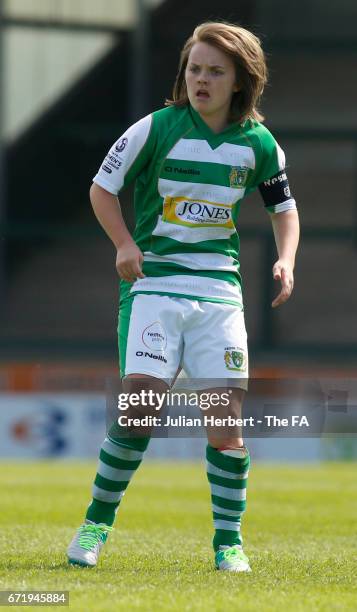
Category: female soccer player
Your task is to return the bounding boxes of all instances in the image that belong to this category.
[67,21,299,572]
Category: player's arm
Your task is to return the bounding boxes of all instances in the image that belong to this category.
[258,168,299,308]
[269,209,299,308]
[89,184,144,283]
[90,113,153,282]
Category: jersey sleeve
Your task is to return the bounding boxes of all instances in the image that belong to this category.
[93,113,153,195]
[251,125,297,214]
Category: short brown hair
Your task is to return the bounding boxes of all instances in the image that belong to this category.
[166,21,268,124]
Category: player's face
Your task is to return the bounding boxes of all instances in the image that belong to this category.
[185,41,239,132]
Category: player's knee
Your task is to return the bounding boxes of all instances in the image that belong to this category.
[207,436,244,449]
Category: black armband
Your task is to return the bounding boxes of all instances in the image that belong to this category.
[258,170,295,212]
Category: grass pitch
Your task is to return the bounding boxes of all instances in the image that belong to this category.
[0,461,356,611]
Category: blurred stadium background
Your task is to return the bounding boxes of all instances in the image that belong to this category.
[0,0,356,461]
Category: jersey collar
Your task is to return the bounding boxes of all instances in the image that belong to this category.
[188,105,243,148]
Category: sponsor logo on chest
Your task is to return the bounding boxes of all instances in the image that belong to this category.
[162,197,234,229]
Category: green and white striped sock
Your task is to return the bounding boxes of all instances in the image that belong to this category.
[86,432,150,526]
[206,444,250,551]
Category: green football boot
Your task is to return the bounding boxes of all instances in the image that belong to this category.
[67,521,113,567]
[215,545,251,572]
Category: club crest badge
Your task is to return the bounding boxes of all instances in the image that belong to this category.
[229,166,249,189]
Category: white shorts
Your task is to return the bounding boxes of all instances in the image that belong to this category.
[118,294,248,388]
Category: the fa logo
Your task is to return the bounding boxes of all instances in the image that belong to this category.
[292,415,310,427]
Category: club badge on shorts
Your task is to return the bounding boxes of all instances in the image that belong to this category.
[224,348,247,372]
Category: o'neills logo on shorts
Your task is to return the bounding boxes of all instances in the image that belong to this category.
[162,197,234,229]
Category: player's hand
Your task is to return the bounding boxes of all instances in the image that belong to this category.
[272,259,294,308]
[116,240,145,282]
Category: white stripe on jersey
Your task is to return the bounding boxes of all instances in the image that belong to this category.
[93,113,152,195]
[151,214,236,243]
[143,251,237,271]
[130,275,243,304]
[167,138,255,169]
[158,178,244,205]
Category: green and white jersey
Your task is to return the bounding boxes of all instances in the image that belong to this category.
[93,105,296,308]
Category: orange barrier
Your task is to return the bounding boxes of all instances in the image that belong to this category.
[0,363,118,392]
[0,363,355,392]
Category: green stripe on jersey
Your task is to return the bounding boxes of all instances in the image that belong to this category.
[161,158,253,188]
[149,234,240,260]
[142,262,240,285]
